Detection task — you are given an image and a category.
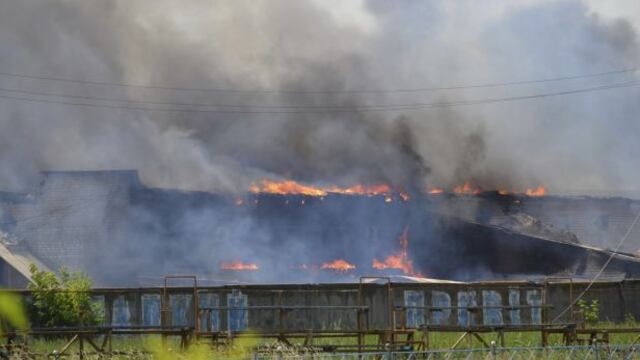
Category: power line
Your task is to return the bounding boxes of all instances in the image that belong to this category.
[0,67,636,95]
[0,80,638,114]
[0,86,386,109]
[0,75,637,110]
[551,210,640,323]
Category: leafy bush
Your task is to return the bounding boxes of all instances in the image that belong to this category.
[577,299,600,325]
[27,264,103,327]
[625,312,636,325]
[0,291,28,334]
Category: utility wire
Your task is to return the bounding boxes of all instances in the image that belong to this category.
[0,67,636,94]
[0,86,397,109]
[0,75,637,109]
[0,80,638,114]
[551,210,640,323]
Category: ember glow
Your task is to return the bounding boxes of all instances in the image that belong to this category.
[220,261,259,271]
[525,186,546,197]
[372,227,421,277]
[453,182,482,195]
[428,184,546,197]
[249,179,392,197]
[328,184,392,196]
[320,259,356,272]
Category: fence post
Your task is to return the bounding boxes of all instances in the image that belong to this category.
[490,340,497,360]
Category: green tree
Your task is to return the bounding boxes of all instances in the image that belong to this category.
[27,264,102,327]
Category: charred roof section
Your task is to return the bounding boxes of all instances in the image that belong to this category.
[0,170,639,287]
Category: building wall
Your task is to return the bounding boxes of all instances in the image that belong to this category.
[8,171,137,273]
[0,258,29,288]
[18,281,629,332]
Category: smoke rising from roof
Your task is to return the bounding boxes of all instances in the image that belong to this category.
[0,0,639,195]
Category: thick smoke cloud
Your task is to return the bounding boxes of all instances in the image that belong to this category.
[0,1,638,194]
[1,1,640,284]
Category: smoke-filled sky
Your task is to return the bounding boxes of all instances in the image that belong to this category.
[0,0,639,195]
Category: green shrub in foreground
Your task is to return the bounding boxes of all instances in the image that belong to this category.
[27,264,103,327]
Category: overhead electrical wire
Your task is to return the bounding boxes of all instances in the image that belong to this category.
[0,75,638,109]
[0,79,638,114]
[0,67,636,94]
[551,210,640,323]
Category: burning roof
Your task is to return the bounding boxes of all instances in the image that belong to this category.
[0,170,639,287]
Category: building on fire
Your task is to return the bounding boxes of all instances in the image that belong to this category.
[1,170,640,288]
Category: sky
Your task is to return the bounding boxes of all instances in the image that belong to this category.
[0,0,638,196]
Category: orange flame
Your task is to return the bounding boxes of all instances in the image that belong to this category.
[453,182,481,195]
[220,261,259,271]
[320,259,356,272]
[432,183,546,197]
[525,186,546,197]
[372,227,421,277]
[249,179,393,197]
[248,183,261,193]
[328,184,392,196]
[250,180,327,196]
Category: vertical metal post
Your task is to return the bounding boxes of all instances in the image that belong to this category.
[467,284,472,349]
[193,277,199,333]
[161,282,169,328]
[107,329,112,354]
[542,283,548,324]
[357,280,364,353]
[490,340,497,360]
[569,278,574,323]
[279,291,284,332]
[387,281,393,332]
[78,335,84,360]
[618,281,627,322]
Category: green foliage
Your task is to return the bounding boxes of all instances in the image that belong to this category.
[577,299,600,325]
[27,264,103,327]
[143,334,259,360]
[624,312,636,325]
[0,291,28,333]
